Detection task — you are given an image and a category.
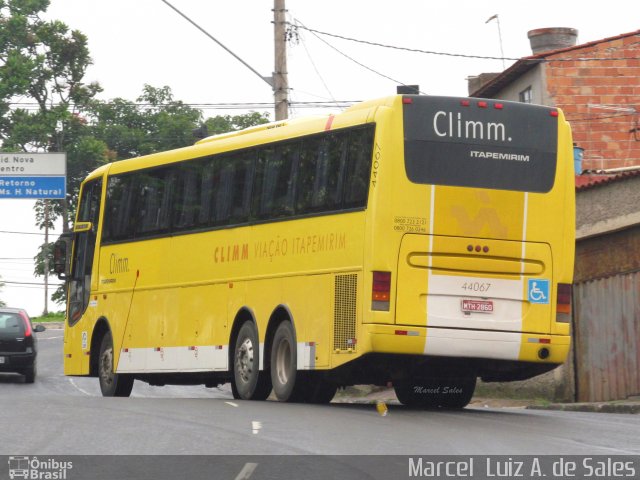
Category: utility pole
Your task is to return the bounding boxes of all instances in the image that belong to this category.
[43,200,49,315]
[273,0,289,120]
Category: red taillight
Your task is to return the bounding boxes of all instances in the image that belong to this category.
[402,97,413,104]
[478,101,488,108]
[550,110,559,117]
[460,100,470,107]
[20,311,33,337]
[556,283,572,322]
[372,271,391,311]
[494,103,504,110]
[557,284,572,313]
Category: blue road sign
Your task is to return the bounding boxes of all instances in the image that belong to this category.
[0,176,66,199]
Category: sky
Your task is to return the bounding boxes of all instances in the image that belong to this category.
[1,0,638,316]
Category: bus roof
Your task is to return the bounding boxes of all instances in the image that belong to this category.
[79,95,409,181]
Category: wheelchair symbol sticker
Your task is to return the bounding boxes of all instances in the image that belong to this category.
[528,279,550,304]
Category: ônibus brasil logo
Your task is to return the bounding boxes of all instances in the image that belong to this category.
[8,456,73,480]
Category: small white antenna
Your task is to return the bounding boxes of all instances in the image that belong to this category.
[486,14,506,70]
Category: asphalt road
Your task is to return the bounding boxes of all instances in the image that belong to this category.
[1,328,639,457]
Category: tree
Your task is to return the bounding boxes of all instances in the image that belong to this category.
[89,85,204,160]
[1,0,105,231]
[1,3,271,307]
[204,111,269,135]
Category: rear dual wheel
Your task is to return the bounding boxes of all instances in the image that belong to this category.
[270,321,336,403]
[394,375,476,409]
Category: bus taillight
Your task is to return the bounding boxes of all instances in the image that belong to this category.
[556,283,572,322]
[372,271,391,311]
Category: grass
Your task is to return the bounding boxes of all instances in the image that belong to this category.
[31,311,65,323]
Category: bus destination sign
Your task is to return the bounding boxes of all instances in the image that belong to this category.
[0,152,66,199]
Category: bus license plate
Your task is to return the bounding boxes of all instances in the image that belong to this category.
[461,299,493,313]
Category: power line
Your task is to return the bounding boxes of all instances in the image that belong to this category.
[291,22,638,63]
[292,20,414,91]
[0,230,48,236]
[295,22,338,106]
[2,280,64,287]
[6,101,359,111]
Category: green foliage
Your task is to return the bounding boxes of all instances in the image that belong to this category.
[205,111,270,135]
[0,0,103,233]
[31,311,65,323]
[1,1,273,308]
[89,84,204,159]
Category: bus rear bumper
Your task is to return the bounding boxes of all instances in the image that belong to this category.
[364,324,570,364]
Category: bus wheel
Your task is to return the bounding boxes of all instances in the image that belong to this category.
[305,374,337,404]
[438,376,477,409]
[393,380,438,408]
[270,321,305,402]
[233,321,271,400]
[98,331,134,397]
[394,375,476,409]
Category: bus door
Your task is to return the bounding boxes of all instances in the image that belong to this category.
[64,178,102,374]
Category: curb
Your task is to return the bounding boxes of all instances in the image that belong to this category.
[35,321,65,330]
[527,403,640,414]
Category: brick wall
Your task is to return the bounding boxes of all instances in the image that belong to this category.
[545,32,640,170]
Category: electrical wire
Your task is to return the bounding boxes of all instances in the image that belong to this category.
[294,20,339,106]
[0,230,48,236]
[291,22,638,63]
[2,280,64,287]
[5,101,358,111]
[293,19,418,92]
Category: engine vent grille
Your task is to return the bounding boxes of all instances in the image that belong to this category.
[334,274,357,351]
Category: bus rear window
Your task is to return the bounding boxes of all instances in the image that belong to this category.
[403,96,558,193]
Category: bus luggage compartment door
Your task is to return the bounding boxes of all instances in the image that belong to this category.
[395,234,553,334]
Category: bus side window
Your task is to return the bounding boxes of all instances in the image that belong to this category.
[252,143,297,220]
[216,151,253,225]
[135,168,173,238]
[343,126,375,208]
[296,137,322,214]
[104,175,138,242]
[312,132,347,212]
[198,157,219,227]
[173,161,202,231]
[269,142,297,218]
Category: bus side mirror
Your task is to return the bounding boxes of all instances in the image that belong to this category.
[53,234,73,281]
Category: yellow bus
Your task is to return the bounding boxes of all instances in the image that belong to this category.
[55,94,575,408]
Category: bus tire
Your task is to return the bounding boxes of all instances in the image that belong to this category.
[305,374,337,404]
[233,321,271,400]
[98,331,134,397]
[438,375,476,409]
[270,321,305,402]
[394,375,476,409]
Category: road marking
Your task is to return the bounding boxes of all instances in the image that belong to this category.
[68,377,93,396]
[39,336,63,340]
[251,420,262,435]
[225,401,239,407]
[234,463,258,480]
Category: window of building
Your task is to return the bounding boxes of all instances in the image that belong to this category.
[519,86,533,104]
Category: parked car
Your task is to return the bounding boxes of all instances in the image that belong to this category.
[0,308,45,383]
